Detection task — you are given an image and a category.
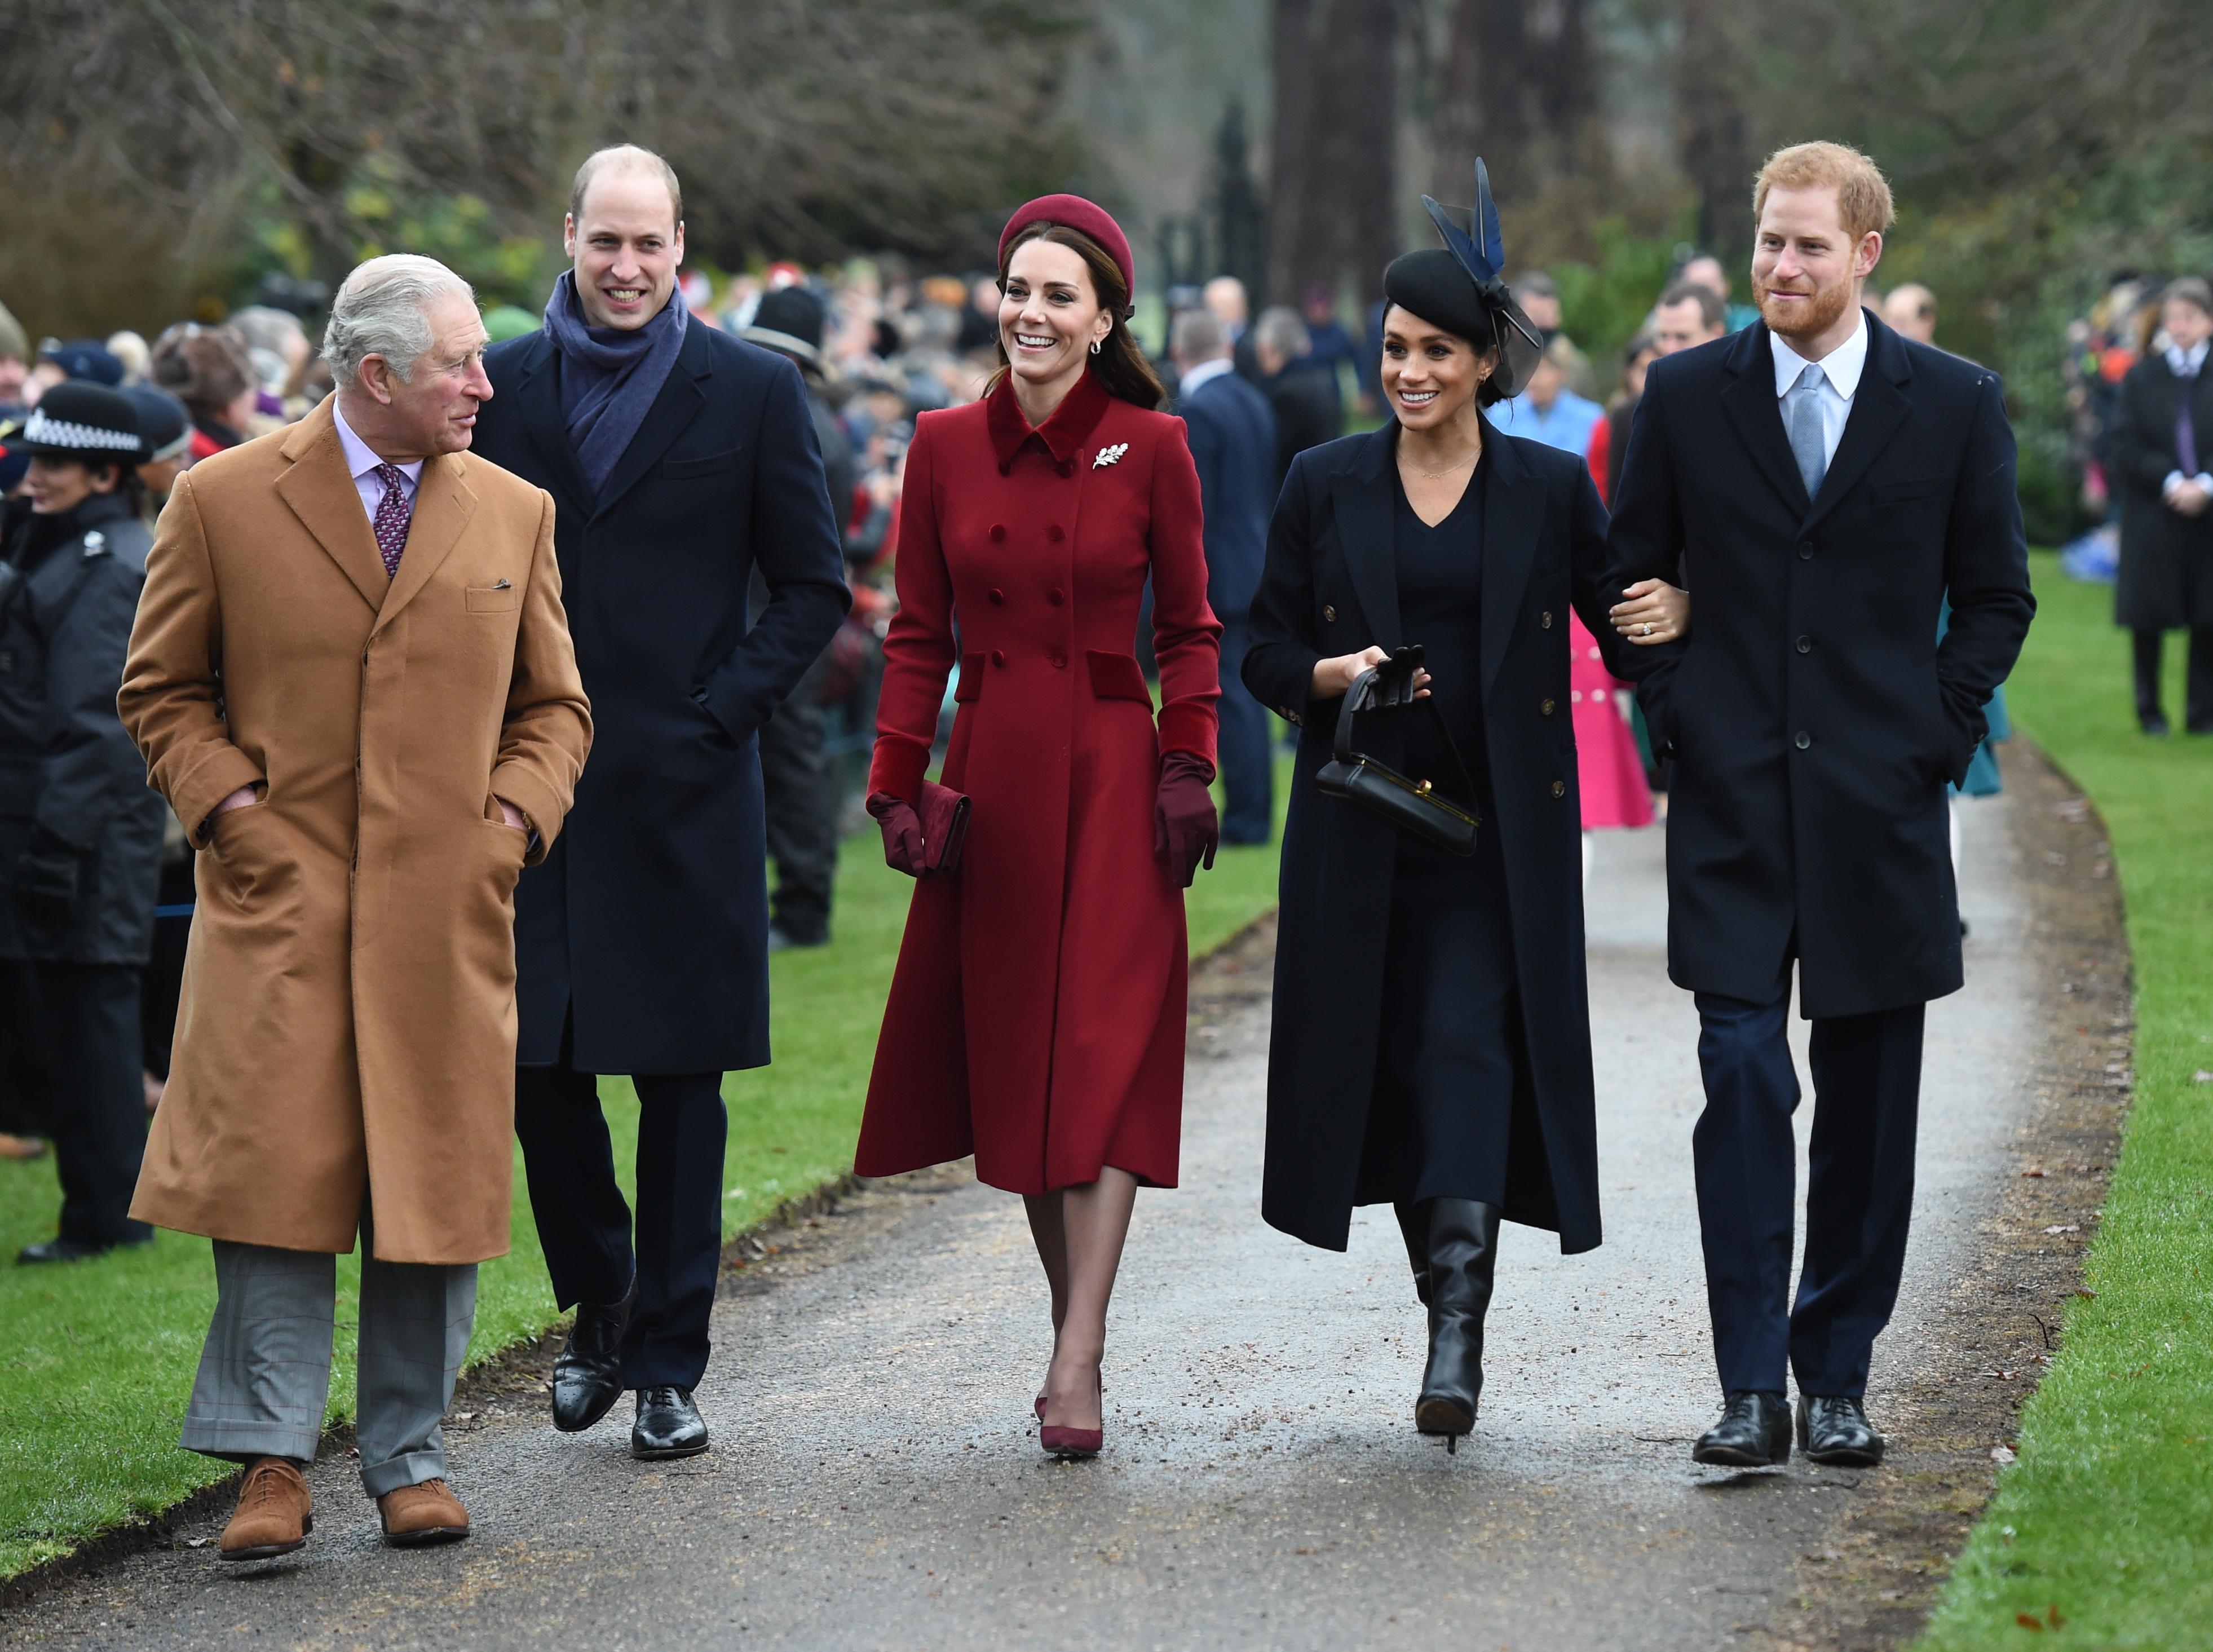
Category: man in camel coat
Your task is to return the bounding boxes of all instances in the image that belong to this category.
[120,255,591,1561]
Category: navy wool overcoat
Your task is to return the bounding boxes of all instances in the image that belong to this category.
[474,321,850,1074]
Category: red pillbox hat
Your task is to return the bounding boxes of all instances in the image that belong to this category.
[997,195,1136,299]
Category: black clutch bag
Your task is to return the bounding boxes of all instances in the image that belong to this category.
[1315,647,1481,858]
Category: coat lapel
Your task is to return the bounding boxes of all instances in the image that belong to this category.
[510,334,593,520]
[1718,323,1813,522]
[591,320,710,520]
[272,400,390,616]
[1479,419,1544,696]
[1331,427,1402,652]
[372,452,478,636]
[1800,314,1914,536]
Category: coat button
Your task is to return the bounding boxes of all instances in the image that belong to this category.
[1795,730,1812,749]
[1047,587,1066,606]
[1797,541,1814,560]
[1049,649,1067,669]
[1057,460,1074,478]
[990,524,1006,542]
[999,463,1011,478]
[1322,604,1337,622]
[1046,524,1064,542]
[1541,698,1556,715]
[991,649,1007,667]
[1540,611,1554,629]
[1796,635,1813,653]
[988,588,1005,604]
[1550,780,1566,798]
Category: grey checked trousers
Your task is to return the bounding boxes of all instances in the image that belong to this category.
[180,1213,476,1498]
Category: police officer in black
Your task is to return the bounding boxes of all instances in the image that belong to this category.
[1,382,169,1262]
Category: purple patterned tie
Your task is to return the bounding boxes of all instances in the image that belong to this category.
[372,462,412,579]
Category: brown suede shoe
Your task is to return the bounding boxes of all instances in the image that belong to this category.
[218,1457,312,1562]
[377,1477,470,1547]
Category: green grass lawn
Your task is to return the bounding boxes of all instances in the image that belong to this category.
[0,755,1289,1579]
[1918,554,2213,1647]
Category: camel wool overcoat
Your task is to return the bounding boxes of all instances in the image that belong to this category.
[121,398,593,1264]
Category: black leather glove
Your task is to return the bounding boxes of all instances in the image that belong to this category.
[14,838,82,942]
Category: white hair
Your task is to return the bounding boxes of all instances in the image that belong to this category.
[321,255,475,386]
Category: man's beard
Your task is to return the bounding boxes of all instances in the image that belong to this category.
[1754,272,1856,342]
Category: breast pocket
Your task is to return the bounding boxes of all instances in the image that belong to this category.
[466,580,522,614]
[1870,475,1947,507]
[662,447,744,480]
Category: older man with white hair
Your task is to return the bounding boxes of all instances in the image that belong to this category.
[121,254,592,1561]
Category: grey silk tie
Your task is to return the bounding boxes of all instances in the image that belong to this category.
[1785,361,1828,500]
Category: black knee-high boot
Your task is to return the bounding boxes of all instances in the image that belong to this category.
[1415,1199,1502,1448]
[1394,1200,1432,1306]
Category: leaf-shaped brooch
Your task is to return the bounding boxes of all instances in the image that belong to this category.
[1092,443,1129,470]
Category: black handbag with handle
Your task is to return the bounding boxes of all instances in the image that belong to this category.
[1315,647,1481,857]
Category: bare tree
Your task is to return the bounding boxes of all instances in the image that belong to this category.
[1266,0,1401,309]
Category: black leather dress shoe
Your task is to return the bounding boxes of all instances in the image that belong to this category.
[1797,1394,1885,1466]
[16,1233,152,1265]
[1692,1390,1792,1466]
[551,1274,637,1433]
[632,1386,710,1460]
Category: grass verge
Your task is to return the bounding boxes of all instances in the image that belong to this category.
[0,753,1289,1579]
[1916,553,2213,1646]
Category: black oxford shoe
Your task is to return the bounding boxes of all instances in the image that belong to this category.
[632,1386,710,1460]
[16,1233,152,1265]
[1692,1390,1792,1467]
[551,1274,636,1433]
[1797,1394,1885,1466]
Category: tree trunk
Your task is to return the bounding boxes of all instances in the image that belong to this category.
[1678,0,1755,263]
[1266,0,1399,310]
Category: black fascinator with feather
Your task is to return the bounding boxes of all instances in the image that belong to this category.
[1384,158,1545,399]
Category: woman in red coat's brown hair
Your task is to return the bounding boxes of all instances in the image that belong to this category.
[855,196,1222,1458]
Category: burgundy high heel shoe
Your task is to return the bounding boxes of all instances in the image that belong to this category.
[1039,1372,1105,1459]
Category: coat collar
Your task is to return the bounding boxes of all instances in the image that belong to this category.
[1477,418,1543,696]
[507,320,712,520]
[1719,312,1916,533]
[273,396,478,630]
[509,332,593,520]
[986,368,1115,471]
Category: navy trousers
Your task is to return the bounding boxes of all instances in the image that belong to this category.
[1216,615,1274,845]
[1692,953,1925,1399]
[515,1014,728,1390]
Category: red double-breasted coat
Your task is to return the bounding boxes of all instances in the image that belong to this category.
[856,370,1221,1193]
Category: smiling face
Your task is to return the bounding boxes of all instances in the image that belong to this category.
[358,292,493,458]
[564,165,685,332]
[998,238,1111,392]
[1751,185,1881,344]
[24,456,116,515]
[1379,306,1493,431]
[2163,297,2213,356]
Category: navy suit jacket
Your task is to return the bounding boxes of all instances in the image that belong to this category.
[472,321,850,1074]
[1178,368,1278,620]
[1604,312,2033,1018]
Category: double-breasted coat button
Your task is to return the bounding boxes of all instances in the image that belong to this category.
[1322,604,1336,622]
[1795,730,1812,749]
[1057,460,1074,478]
[1545,698,1559,713]
[988,588,1005,604]
[1796,635,1813,653]
[1046,525,1065,542]
[1797,540,1814,560]
[1047,587,1066,606]
[991,649,1007,667]
[999,463,1011,478]
[1550,780,1566,798]
[990,524,1006,542]
[1540,611,1554,629]
[1049,649,1067,669]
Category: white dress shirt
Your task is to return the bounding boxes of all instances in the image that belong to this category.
[331,396,423,525]
[1177,356,1236,399]
[1771,313,1869,470]
[2160,339,2212,499]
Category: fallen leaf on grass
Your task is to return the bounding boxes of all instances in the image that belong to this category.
[2016,1612,2044,1631]
[2193,1071,2213,1085]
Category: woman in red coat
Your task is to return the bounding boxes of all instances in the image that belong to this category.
[855,197,1222,1458]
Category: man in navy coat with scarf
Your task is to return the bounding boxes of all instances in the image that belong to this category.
[473,145,849,1460]
[1606,143,2032,1470]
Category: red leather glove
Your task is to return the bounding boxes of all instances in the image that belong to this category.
[1154,751,1219,889]
[867,791,927,877]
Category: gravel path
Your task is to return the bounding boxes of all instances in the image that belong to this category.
[4,797,2033,1651]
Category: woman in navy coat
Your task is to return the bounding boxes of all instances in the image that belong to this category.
[1244,171,1683,1448]
[855,197,1221,1459]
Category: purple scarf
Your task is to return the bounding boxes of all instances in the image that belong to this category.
[544,270,689,498]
